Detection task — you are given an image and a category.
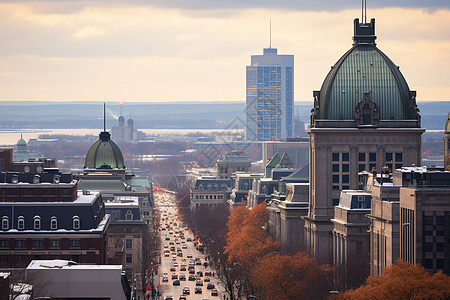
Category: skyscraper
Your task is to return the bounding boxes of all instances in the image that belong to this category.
[246,47,294,141]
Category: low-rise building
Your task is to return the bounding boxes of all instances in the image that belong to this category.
[216,151,251,180]
[26,259,130,300]
[0,171,109,268]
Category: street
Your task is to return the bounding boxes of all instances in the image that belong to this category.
[154,191,227,300]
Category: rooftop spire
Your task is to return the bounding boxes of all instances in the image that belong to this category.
[103,102,106,132]
[269,19,272,48]
[362,0,367,24]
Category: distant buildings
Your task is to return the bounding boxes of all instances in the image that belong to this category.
[111,105,145,142]
[12,135,42,162]
[246,47,294,141]
[216,151,251,179]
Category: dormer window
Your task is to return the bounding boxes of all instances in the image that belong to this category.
[33,216,41,230]
[2,217,9,230]
[50,216,58,230]
[126,210,133,221]
[17,217,25,230]
[73,216,80,230]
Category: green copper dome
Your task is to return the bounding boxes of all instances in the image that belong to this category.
[84,131,125,169]
[314,18,419,123]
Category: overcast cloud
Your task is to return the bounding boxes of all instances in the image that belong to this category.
[0,1,449,102]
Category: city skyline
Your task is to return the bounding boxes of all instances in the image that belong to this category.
[0,1,449,102]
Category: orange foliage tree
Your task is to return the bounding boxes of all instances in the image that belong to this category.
[225,203,280,296]
[340,260,450,299]
[252,252,333,300]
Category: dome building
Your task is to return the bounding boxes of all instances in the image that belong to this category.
[304,18,424,265]
[84,131,125,171]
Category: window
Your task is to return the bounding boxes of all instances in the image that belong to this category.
[395,163,403,169]
[342,175,349,184]
[342,164,349,172]
[50,216,57,230]
[395,153,403,162]
[358,164,365,172]
[342,153,349,161]
[332,153,339,161]
[358,153,366,162]
[34,240,43,248]
[126,239,132,249]
[0,240,9,248]
[16,240,25,248]
[126,210,133,221]
[51,240,60,248]
[385,152,393,162]
[332,185,340,190]
[71,255,80,262]
[73,216,80,230]
[332,198,340,206]
[71,240,80,248]
[369,163,376,171]
[17,217,25,230]
[332,164,339,172]
[2,217,9,230]
[369,153,376,162]
[126,254,132,264]
[332,175,340,183]
[33,216,41,230]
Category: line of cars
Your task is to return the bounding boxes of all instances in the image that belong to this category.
[158,195,219,300]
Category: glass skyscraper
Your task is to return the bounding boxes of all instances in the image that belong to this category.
[246,47,294,141]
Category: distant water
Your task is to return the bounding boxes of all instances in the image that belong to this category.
[0,128,238,146]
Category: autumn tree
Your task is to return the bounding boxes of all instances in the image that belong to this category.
[339,260,450,299]
[252,252,333,300]
[225,203,280,297]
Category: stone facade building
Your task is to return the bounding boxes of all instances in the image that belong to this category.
[304,17,423,264]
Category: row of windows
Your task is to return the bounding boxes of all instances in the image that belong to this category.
[0,254,81,263]
[333,152,403,164]
[1,215,80,231]
[194,194,224,200]
[0,239,80,249]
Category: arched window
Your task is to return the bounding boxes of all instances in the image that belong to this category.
[73,216,80,230]
[33,216,41,230]
[17,216,25,230]
[126,210,133,221]
[2,217,9,230]
[50,216,58,230]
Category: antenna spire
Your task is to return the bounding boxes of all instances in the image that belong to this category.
[103,102,106,132]
[362,0,367,23]
[269,19,272,48]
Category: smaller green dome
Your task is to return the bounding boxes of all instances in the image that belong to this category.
[17,134,26,146]
[84,131,125,169]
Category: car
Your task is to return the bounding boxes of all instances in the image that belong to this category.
[196,260,202,266]
[182,245,187,249]
[187,237,192,242]
[186,254,193,258]
[179,295,187,300]
[211,289,219,296]
[165,236,170,241]
[197,271,203,277]
[196,279,203,286]
[195,286,203,294]
[204,271,212,276]
[188,274,196,281]
[180,266,186,271]
[165,253,170,257]
[173,262,179,267]
[172,279,180,286]
[171,274,178,280]
[207,283,215,289]
[204,277,210,282]
[170,266,176,271]
[179,274,186,281]
[182,286,190,295]
[164,244,169,248]
[164,296,173,300]
[177,252,183,257]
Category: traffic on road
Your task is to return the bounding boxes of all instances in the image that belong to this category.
[154,191,225,300]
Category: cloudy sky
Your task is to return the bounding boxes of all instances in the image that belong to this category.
[0,1,449,103]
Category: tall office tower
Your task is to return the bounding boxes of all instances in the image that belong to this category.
[304,18,423,264]
[246,47,294,141]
